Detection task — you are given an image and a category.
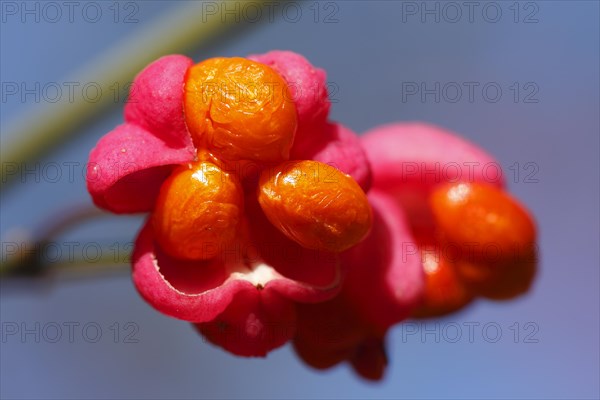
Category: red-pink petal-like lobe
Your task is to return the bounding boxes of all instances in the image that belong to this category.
[132,220,253,323]
[341,190,425,330]
[361,122,505,235]
[361,122,505,192]
[86,124,195,213]
[248,50,330,126]
[350,337,388,381]
[195,289,296,357]
[293,339,352,371]
[292,192,421,378]
[293,291,390,381]
[291,122,372,191]
[297,295,366,350]
[132,215,344,323]
[124,55,195,149]
[244,195,343,303]
[248,51,372,192]
[293,294,367,370]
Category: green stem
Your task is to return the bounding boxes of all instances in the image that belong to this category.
[1,0,271,191]
[0,204,137,279]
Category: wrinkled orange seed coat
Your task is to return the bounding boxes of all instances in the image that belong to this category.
[258,160,372,252]
[184,57,297,163]
[152,161,243,261]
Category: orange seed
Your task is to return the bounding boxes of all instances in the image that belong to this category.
[430,182,536,264]
[412,245,474,318]
[184,57,297,163]
[152,160,243,261]
[258,160,372,252]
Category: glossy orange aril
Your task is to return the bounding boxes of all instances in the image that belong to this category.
[152,160,243,261]
[411,245,474,318]
[457,244,538,300]
[184,57,297,163]
[258,160,372,252]
[430,183,536,263]
[429,182,537,301]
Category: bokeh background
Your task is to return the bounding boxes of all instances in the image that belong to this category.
[1,1,598,398]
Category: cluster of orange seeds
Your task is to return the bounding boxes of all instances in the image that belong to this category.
[152,57,372,261]
[414,182,538,317]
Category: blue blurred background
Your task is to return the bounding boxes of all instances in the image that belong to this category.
[1,1,598,398]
